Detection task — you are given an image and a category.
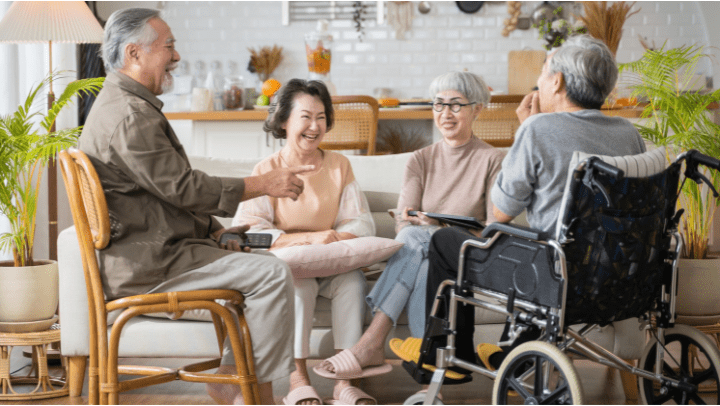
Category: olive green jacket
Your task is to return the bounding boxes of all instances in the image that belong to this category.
[78,72,245,300]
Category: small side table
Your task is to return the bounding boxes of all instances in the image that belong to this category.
[0,328,68,400]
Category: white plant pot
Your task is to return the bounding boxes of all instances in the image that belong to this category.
[675,257,720,326]
[0,260,59,323]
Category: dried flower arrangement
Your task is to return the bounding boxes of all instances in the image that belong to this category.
[575,1,639,56]
[247,45,284,82]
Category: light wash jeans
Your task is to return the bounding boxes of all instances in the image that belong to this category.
[366,225,440,337]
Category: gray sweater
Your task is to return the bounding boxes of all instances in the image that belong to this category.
[491,109,646,234]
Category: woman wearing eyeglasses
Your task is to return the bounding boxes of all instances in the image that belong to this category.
[315,71,504,394]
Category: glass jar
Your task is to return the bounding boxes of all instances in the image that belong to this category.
[305,19,335,94]
[222,76,245,110]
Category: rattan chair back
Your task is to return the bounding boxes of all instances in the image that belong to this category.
[473,95,523,148]
[59,148,260,405]
[320,95,379,155]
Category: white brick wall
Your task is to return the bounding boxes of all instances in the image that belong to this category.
[151,1,712,99]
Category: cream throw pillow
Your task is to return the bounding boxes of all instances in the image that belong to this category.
[271,236,404,279]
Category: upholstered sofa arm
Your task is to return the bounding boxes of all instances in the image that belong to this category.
[58,226,91,357]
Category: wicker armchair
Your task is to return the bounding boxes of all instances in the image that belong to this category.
[58,148,259,404]
[320,95,379,155]
[473,95,524,148]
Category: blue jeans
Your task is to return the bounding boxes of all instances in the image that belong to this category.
[366,225,440,337]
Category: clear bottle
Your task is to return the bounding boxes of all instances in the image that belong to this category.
[191,60,213,111]
[172,60,193,111]
[206,61,225,111]
[192,60,207,90]
[304,19,336,95]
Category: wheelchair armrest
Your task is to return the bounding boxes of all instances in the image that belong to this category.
[480,222,546,241]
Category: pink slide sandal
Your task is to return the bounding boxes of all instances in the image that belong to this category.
[313,349,392,380]
[324,386,377,405]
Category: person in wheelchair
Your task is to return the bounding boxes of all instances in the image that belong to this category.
[392,35,647,378]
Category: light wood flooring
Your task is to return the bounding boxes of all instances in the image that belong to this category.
[4,351,638,405]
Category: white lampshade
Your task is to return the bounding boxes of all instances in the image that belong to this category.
[0,1,103,44]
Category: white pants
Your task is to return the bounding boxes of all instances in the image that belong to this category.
[293,269,367,359]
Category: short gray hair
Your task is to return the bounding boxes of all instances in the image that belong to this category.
[428,71,491,106]
[548,34,618,109]
[101,8,161,73]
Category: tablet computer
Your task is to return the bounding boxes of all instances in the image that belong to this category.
[407,211,485,229]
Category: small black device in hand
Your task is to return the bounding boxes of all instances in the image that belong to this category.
[407,210,485,230]
[219,232,272,249]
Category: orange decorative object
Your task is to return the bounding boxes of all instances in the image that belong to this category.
[306,41,332,75]
[614,97,638,107]
[378,98,400,107]
[262,78,281,97]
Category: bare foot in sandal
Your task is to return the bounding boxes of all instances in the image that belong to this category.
[317,313,391,374]
[285,360,321,405]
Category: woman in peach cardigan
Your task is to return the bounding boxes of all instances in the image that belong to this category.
[232,79,386,405]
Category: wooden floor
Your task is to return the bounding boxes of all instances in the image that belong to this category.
[4,351,639,405]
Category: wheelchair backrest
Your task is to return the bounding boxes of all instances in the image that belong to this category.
[557,147,682,325]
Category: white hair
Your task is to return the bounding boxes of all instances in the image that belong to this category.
[428,71,491,106]
[548,34,618,109]
[101,8,161,73]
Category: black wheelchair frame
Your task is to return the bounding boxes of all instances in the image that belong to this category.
[405,150,720,405]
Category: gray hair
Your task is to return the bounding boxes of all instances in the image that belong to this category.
[101,8,161,73]
[428,71,491,106]
[548,34,618,109]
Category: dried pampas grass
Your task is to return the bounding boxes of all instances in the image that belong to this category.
[575,1,639,55]
[248,45,284,82]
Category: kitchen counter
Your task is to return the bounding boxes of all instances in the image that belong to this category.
[165,105,646,121]
[165,96,660,159]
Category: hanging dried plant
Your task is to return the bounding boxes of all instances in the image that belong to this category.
[352,1,367,42]
[387,1,414,40]
[574,1,639,56]
[247,45,284,82]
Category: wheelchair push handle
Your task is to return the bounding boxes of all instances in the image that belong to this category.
[587,157,624,179]
[679,150,720,198]
[685,149,720,171]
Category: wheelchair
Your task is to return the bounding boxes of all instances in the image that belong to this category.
[403,149,720,405]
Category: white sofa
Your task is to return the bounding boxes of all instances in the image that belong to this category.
[58,151,645,397]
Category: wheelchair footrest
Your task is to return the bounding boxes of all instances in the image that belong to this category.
[401,360,473,386]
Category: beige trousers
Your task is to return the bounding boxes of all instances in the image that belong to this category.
[148,250,295,384]
[293,269,367,359]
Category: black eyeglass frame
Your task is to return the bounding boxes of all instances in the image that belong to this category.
[432,101,477,113]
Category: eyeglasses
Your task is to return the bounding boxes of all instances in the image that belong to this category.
[432,101,476,113]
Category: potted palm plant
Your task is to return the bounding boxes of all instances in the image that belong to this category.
[620,44,720,326]
[0,73,103,328]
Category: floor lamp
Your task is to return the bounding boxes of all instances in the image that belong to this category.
[0,1,104,260]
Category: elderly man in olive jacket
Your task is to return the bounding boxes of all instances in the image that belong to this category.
[78,8,310,404]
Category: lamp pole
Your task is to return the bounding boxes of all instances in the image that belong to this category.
[47,39,57,260]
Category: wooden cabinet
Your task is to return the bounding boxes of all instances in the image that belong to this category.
[186,120,280,160]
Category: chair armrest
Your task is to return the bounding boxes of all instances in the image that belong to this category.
[481,222,546,241]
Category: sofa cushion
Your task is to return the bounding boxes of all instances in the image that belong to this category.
[272,236,404,279]
[346,153,413,194]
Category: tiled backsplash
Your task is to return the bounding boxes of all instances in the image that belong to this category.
[140,1,713,99]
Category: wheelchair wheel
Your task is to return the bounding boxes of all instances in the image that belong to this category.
[403,392,444,405]
[639,324,720,405]
[492,341,583,405]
